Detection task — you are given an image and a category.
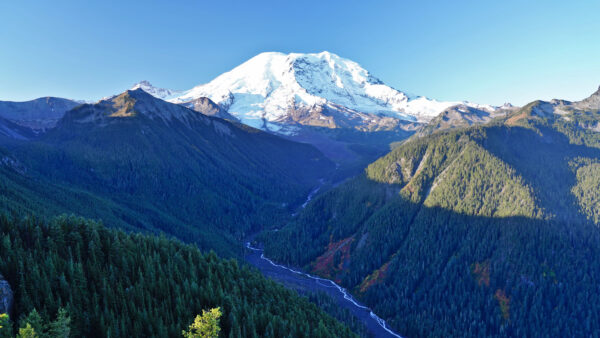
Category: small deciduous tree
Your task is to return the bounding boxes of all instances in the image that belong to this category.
[0,313,13,338]
[19,310,43,337]
[17,323,38,338]
[182,307,222,338]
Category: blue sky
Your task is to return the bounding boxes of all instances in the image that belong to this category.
[1,0,599,105]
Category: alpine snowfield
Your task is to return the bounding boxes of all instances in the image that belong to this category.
[133,51,498,134]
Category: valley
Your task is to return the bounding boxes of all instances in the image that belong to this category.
[244,241,401,338]
[262,86,600,336]
[1,45,600,337]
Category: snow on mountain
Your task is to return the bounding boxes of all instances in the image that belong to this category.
[163,52,495,131]
[131,52,498,134]
[131,81,182,100]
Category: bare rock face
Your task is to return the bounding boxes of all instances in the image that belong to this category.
[0,273,13,314]
[182,97,238,121]
[574,85,600,111]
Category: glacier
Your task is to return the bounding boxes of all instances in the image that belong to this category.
[132,51,498,133]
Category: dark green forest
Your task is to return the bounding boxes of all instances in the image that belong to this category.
[262,99,600,336]
[0,215,356,338]
[2,87,600,337]
[0,89,334,257]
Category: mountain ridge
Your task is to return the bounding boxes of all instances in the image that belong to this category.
[132,51,502,135]
[1,89,335,256]
[0,96,80,131]
[261,86,600,336]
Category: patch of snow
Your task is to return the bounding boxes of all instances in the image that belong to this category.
[131,81,182,100]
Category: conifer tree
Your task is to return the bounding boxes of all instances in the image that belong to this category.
[19,310,43,338]
[48,308,70,338]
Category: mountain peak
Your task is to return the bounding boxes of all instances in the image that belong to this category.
[121,52,498,136]
[0,96,80,131]
[130,81,181,100]
[126,87,154,98]
[63,88,205,126]
[573,85,600,111]
[166,51,496,134]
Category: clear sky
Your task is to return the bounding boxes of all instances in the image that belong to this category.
[1,0,599,105]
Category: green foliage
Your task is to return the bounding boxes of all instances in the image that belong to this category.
[18,311,42,338]
[263,119,600,336]
[47,309,70,338]
[572,161,600,223]
[302,292,369,338]
[16,324,36,338]
[0,91,334,257]
[182,308,221,338]
[0,314,12,338]
[0,215,355,338]
[5,308,71,338]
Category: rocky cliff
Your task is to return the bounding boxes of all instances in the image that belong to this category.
[0,274,13,314]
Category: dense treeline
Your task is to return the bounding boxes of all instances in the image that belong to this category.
[0,215,356,338]
[302,292,370,338]
[0,90,334,257]
[262,108,600,336]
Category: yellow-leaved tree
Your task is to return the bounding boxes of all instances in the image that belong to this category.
[182,307,222,338]
[0,313,12,338]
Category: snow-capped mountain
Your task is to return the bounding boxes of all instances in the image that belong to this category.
[131,80,182,100]
[150,51,497,134]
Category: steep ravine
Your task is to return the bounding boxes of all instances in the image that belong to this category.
[245,180,402,337]
[244,242,402,338]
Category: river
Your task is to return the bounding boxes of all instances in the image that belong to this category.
[244,242,403,338]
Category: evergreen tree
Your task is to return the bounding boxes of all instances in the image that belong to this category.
[263,117,600,337]
[0,216,356,338]
[47,308,70,338]
[19,310,43,338]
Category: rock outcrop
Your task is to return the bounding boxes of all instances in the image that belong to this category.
[0,274,13,314]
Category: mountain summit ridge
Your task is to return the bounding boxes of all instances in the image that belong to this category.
[133,51,499,135]
[131,80,182,100]
[61,88,208,127]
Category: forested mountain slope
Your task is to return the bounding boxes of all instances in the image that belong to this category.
[0,215,355,337]
[0,89,334,256]
[262,87,600,336]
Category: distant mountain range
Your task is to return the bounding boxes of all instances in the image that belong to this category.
[0,97,80,131]
[0,51,515,170]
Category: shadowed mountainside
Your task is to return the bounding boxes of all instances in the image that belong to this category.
[261,87,600,336]
[0,89,335,257]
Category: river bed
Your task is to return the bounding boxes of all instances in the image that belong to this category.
[244,242,402,338]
